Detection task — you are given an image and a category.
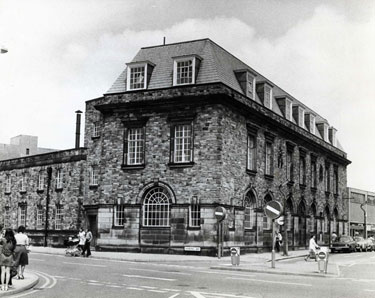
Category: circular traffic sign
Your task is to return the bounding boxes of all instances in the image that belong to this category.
[264,200,283,220]
[214,206,226,221]
[318,251,326,259]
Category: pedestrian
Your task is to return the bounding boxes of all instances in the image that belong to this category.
[0,228,16,291]
[332,232,337,242]
[14,226,29,279]
[82,228,93,257]
[275,231,283,253]
[78,228,86,256]
[305,235,320,261]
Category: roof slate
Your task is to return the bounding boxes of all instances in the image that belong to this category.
[106,38,337,143]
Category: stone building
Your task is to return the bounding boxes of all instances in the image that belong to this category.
[0,39,351,254]
[0,148,86,246]
[83,39,350,254]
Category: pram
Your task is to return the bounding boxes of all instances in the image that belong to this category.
[65,237,82,257]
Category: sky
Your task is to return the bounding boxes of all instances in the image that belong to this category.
[0,0,374,190]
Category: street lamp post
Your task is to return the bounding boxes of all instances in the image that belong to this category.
[279,182,289,256]
[360,202,367,239]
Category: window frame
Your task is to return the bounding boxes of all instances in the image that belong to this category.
[126,63,147,91]
[246,134,257,173]
[18,204,27,227]
[20,173,26,193]
[170,122,194,166]
[299,153,306,186]
[173,56,200,86]
[189,196,201,228]
[92,122,100,138]
[55,204,63,230]
[37,171,44,191]
[114,204,125,227]
[142,187,171,227]
[263,85,273,109]
[265,140,274,177]
[89,167,99,186]
[36,205,44,229]
[5,174,11,193]
[244,192,257,230]
[122,126,146,168]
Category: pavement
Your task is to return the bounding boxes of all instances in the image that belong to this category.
[0,246,338,296]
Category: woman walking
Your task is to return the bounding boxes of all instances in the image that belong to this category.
[0,229,16,291]
[14,226,29,279]
[78,228,86,256]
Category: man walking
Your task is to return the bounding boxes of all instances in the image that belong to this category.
[83,228,93,257]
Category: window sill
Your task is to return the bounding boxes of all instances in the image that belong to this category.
[264,174,274,180]
[89,185,99,190]
[91,136,100,140]
[36,189,44,194]
[4,192,11,195]
[55,188,63,192]
[112,225,125,230]
[244,228,256,232]
[140,226,171,230]
[187,226,201,231]
[168,162,195,169]
[121,164,145,170]
[287,181,295,187]
[246,169,257,176]
[19,191,27,194]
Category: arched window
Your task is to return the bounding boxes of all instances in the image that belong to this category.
[244,190,256,229]
[285,198,294,231]
[332,208,338,233]
[143,187,171,227]
[323,207,330,233]
[310,203,316,233]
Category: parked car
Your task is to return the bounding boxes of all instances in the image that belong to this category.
[331,236,356,253]
[354,236,373,252]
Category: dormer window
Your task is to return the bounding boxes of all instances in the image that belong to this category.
[293,105,305,128]
[173,55,201,86]
[305,113,316,134]
[247,73,255,99]
[256,82,273,109]
[234,69,257,100]
[126,61,154,91]
[276,96,293,121]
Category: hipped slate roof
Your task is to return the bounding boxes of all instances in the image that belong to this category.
[106,38,343,150]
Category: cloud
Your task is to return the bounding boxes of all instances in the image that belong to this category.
[0,2,373,190]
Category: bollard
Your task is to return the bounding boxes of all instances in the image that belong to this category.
[317,247,329,274]
[230,247,240,266]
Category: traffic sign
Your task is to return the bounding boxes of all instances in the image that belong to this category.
[276,216,284,225]
[264,200,283,219]
[214,206,226,221]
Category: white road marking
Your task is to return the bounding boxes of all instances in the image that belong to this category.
[122,274,176,281]
[188,291,254,298]
[63,261,106,267]
[107,285,122,288]
[190,292,206,298]
[168,294,180,298]
[148,289,168,293]
[126,287,144,291]
[163,288,181,292]
[364,289,375,292]
[197,270,255,277]
[140,285,158,289]
[88,280,100,283]
[129,267,192,275]
[226,276,312,287]
[88,283,102,286]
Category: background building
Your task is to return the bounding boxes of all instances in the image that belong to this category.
[347,187,375,238]
[0,135,57,160]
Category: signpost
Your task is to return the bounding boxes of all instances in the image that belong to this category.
[215,206,226,259]
[264,200,283,268]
